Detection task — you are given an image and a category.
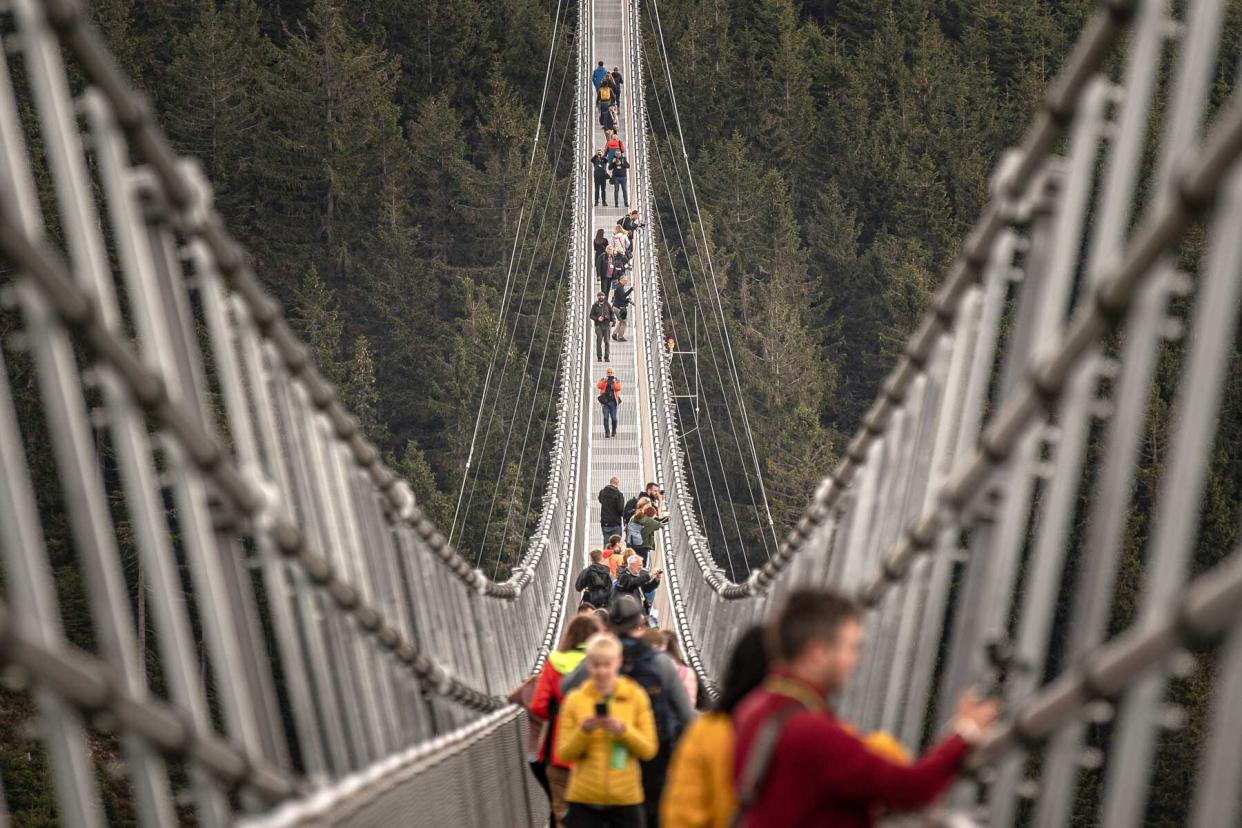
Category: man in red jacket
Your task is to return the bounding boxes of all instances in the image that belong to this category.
[732,589,999,827]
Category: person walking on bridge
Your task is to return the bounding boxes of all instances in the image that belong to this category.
[597,367,621,438]
[610,150,631,209]
[611,67,625,107]
[556,632,658,828]
[575,549,615,609]
[599,477,625,546]
[600,105,617,134]
[591,293,616,364]
[562,596,695,828]
[592,151,610,207]
[611,277,633,342]
[731,589,1000,827]
[592,61,608,89]
[532,613,605,828]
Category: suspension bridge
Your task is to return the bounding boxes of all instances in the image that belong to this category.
[1,0,1241,824]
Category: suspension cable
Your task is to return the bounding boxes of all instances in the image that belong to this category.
[449,0,570,549]
[644,0,781,555]
[640,35,774,566]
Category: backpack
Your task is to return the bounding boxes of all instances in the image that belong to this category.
[599,85,612,102]
[581,566,612,607]
[622,639,677,745]
[627,519,644,547]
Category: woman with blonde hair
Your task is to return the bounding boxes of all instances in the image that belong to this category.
[557,633,658,826]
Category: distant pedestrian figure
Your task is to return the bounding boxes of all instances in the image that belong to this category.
[612,277,633,342]
[600,105,617,133]
[599,477,626,546]
[605,134,626,164]
[592,61,608,89]
[591,150,609,207]
[590,293,616,363]
[596,248,611,296]
[610,151,630,208]
[597,367,621,438]
[611,67,625,106]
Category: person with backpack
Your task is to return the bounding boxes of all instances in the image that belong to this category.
[597,367,621,438]
[616,555,662,613]
[609,151,631,209]
[611,277,633,342]
[574,549,615,609]
[562,596,695,828]
[531,613,605,828]
[556,632,658,827]
[731,589,1000,827]
[599,477,626,547]
[591,151,610,207]
[590,293,616,364]
[592,61,608,90]
[597,80,614,114]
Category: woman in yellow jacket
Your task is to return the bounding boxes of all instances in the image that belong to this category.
[659,627,913,828]
[556,633,658,827]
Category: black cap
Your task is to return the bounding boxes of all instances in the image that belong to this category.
[609,595,643,628]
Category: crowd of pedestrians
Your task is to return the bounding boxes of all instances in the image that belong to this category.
[513,49,992,824]
[514,583,1001,827]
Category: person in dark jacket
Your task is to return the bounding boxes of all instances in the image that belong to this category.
[598,477,625,546]
[611,67,625,107]
[611,277,633,342]
[616,555,662,612]
[595,249,611,296]
[609,151,630,208]
[590,150,609,207]
[599,105,617,134]
[590,293,616,363]
[574,549,614,608]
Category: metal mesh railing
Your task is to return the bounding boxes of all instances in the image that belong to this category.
[0,0,589,822]
[650,0,1242,821]
[235,707,550,828]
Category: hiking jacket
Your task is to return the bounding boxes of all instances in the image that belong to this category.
[590,301,616,327]
[530,648,589,768]
[732,672,967,827]
[616,568,660,603]
[610,156,630,180]
[591,154,610,182]
[596,251,610,279]
[612,284,633,309]
[599,485,626,526]
[592,66,609,88]
[561,637,695,745]
[556,675,658,806]
[597,376,622,398]
[635,514,665,551]
[660,711,736,828]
